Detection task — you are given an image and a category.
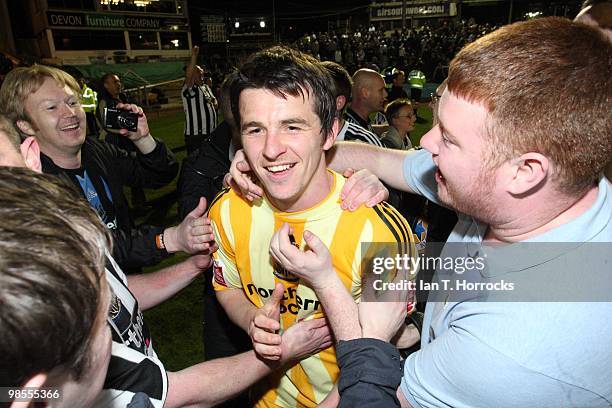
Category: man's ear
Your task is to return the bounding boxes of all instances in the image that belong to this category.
[16,120,36,137]
[323,118,340,151]
[9,373,47,408]
[360,86,368,99]
[506,152,549,195]
[20,136,42,173]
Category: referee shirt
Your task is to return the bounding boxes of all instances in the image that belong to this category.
[336,120,384,147]
[181,83,218,137]
[344,108,373,133]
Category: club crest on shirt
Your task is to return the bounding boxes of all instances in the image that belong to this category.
[273,233,300,282]
[213,258,227,287]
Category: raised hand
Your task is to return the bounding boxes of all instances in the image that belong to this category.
[165,197,217,254]
[340,168,389,211]
[269,223,335,291]
[115,102,150,141]
[226,149,264,201]
[359,255,412,342]
[280,318,333,364]
[249,283,284,360]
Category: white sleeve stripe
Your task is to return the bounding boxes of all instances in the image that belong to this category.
[346,124,384,147]
[111,341,154,363]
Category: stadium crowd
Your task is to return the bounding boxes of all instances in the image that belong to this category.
[194,20,497,96]
[0,1,611,407]
[293,20,498,80]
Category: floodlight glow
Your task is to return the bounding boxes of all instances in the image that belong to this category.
[525,11,543,19]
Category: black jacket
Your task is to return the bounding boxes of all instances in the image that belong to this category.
[177,121,232,219]
[337,338,403,408]
[41,137,179,271]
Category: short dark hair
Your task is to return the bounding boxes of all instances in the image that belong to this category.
[219,70,236,119]
[101,73,119,84]
[385,98,413,125]
[321,61,353,102]
[0,167,110,387]
[230,46,336,137]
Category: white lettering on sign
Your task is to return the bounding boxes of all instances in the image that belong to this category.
[376,7,403,17]
[125,17,160,29]
[85,15,125,28]
[50,14,83,26]
[406,5,445,15]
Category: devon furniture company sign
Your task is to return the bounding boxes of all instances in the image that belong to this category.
[47,11,186,31]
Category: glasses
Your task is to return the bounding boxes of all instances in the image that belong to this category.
[430,92,442,104]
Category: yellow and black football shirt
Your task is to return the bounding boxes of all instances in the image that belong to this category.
[209,169,416,408]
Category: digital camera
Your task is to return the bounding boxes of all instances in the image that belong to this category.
[104,107,138,132]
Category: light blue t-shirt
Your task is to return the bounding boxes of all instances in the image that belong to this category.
[400,149,612,407]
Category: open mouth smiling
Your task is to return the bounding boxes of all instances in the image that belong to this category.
[266,163,296,174]
[60,123,80,131]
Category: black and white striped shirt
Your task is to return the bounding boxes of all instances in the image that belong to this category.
[94,255,167,408]
[182,84,218,136]
[336,120,384,147]
[345,108,374,133]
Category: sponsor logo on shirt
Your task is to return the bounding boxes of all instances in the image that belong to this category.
[273,233,300,282]
[273,267,300,282]
[246,283,321,315]
[107,287,151,355]
[213,258,227,287]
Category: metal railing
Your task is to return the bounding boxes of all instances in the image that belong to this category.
[124,78,184,108]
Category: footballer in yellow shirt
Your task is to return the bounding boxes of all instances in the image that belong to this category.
[210,46,416,407]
